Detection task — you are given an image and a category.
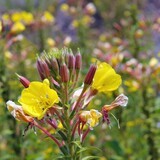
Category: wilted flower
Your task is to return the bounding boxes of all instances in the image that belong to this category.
[18,79,59,120]
[6,100,33,122]
[103,94,128,111]
[102,94,128,124]
[111,93,128,107]
[79,109,102,129]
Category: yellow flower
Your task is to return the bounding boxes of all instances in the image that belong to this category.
[0,21,2,33]
[11,12,22,22]
[11,11,33,24]
[11,22,25,33]
[72,20,79,28]
[18,79,59,120]
[21,11,33,24]
[124,80,139,92]
[47,38,56,47]
[79,109,102,129]
[41,11,54,23]
[149,57,158,67]
[81,15,92,26]
[2,13,10,21]
[92,62,122,93]
[60,3,69,12]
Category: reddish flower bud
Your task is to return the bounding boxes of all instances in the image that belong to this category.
[68,54,75,70]
[50,58,59,74]
[75,52,82,70]
[60,64,69,83]
[16,74,30,88]
[37,58,50,80]
[37,58,45,80]
[42,60,50,76]
[84,64,97,85]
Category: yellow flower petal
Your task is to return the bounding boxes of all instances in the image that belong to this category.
[18,79,59,120]
[11,22,25,33]
[92,62,121,93]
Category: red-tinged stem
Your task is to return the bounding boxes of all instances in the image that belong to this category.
[71,120,79,139]
[33,121,61,147]
[82,128,90,143]
[73,85,87,113]
[46,119,57,129]
[54,108,66,128]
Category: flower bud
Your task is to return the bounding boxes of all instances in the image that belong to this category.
[84,64,97,85]
[42,60,50,77]
[50,58,59,74]
[68,54,75,70]
[75,52,82,70]
[60,63,69,83]
[37,58,50,80]
[16,74,30,88]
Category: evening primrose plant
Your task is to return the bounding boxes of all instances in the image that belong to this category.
[6,48,128,160]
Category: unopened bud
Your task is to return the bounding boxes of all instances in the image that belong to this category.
[75,52,82,70]
[50,58,59,74]
[37,58,50,80]
[68,54,75,70]
[42,60,50,77]
[84,64,97,85]
[60,64,69,83]
[37,58,45,80]
[16,74,30,88]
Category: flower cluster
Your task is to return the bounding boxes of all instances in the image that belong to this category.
[1,10,54,36]
[6,48,128,159]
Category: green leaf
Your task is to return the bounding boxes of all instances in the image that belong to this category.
[110,113,120,129]
[58,130,67,141]
[59,145,69,155]
[77,146,102,154]
[107,140,123,155]
[71,141,82,149]
[82,156,101,160]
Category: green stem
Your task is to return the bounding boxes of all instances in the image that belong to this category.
[141,89,158,160]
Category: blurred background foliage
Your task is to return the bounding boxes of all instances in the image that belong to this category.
[0,0,160,160]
